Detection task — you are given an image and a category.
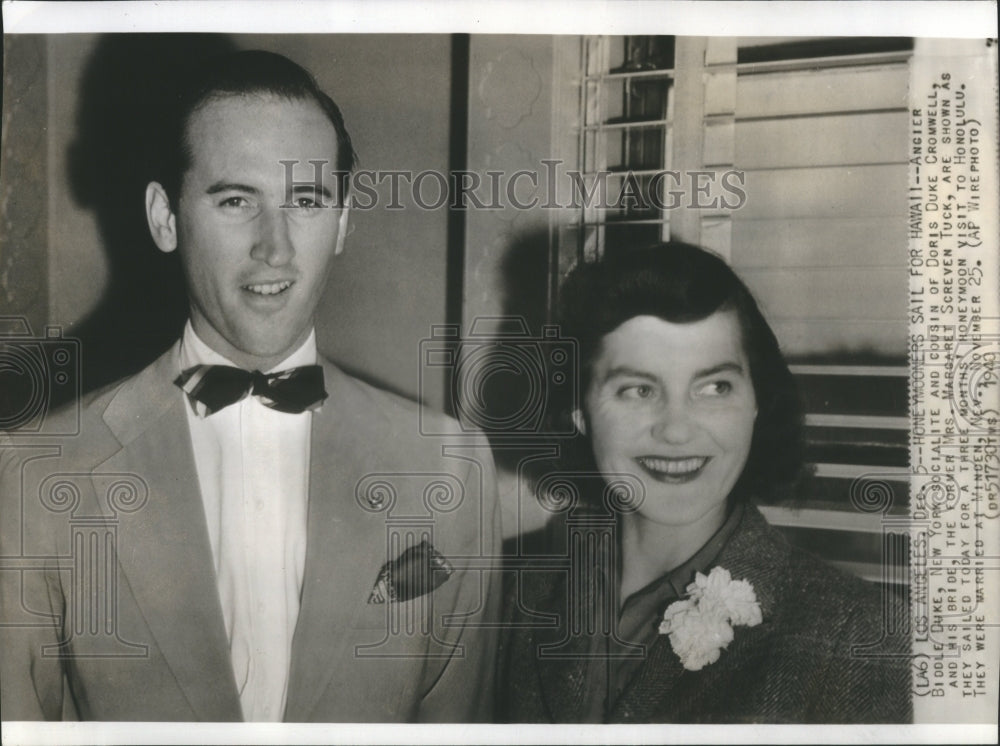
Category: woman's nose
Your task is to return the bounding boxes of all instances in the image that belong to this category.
[650,399,694,444]
[250,208,295,266]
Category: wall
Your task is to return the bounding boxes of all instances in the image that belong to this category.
[1,35,48,338]
[462,36,567,536]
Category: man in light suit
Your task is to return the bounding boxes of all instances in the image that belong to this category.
[0,50,500,722]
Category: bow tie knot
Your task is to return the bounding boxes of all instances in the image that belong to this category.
[249,369,275,397]
[176,364,327,415]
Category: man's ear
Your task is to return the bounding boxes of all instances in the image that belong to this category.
[333,198,351,256]
[571,408,587,436]
[145,181,177,253]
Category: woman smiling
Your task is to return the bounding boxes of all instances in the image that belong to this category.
[496,242,911,723]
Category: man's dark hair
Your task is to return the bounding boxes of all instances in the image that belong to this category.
[157,49,358,209]
[546,241,807,506]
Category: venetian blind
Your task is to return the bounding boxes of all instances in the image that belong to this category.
[565,35,914,585]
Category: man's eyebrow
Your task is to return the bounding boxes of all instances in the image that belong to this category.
[205,181,260,196]
[289,183,333,200]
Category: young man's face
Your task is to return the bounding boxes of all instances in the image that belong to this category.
[148,93,349,370]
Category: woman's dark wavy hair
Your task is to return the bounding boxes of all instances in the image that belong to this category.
[156,50,358,210]
[547,241,808,506]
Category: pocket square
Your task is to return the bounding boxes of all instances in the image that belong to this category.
[368,539,455,604]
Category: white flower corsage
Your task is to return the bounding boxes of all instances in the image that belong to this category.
[658,566,762,671]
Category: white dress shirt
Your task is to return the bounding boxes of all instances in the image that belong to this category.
[178,322,313,721]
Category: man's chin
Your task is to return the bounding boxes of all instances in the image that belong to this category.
[218,332,310,370]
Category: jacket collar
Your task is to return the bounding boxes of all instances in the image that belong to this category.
[282,358,396,721]
[96,343,243,720]
[531,514,628,723]
[101,343,185,448]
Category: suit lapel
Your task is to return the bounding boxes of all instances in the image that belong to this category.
[610,632,687,721]
[612,614,778,721]
[283,361,392,721]
[532,570,594,722]
[530,516,620,724]
[98,346,242,721]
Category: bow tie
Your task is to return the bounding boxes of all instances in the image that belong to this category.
[175,364,327,415]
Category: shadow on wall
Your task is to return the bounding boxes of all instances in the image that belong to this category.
[472,228,582,542]
[62,33,238,404]
[468,227,562,478]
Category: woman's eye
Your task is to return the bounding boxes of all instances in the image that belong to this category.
[619,384,656,400]
[696,380,733,397]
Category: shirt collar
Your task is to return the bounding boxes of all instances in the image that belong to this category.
[619,501,746,610]
[178,320,318,373]
[663,501,745,599]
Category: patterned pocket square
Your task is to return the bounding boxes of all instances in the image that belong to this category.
[368,539,455,604]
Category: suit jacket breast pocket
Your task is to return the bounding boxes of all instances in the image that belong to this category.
[351,590,440,632]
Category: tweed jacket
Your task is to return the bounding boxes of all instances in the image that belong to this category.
[1,342,501,721]
[496,504,912,723]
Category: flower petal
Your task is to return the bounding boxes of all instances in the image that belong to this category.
[659,565,762,670]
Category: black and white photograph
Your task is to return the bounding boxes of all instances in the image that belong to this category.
[0,1,997,743]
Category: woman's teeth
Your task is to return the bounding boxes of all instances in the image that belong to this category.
[244,281,292,295]
[637,456,708,476]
